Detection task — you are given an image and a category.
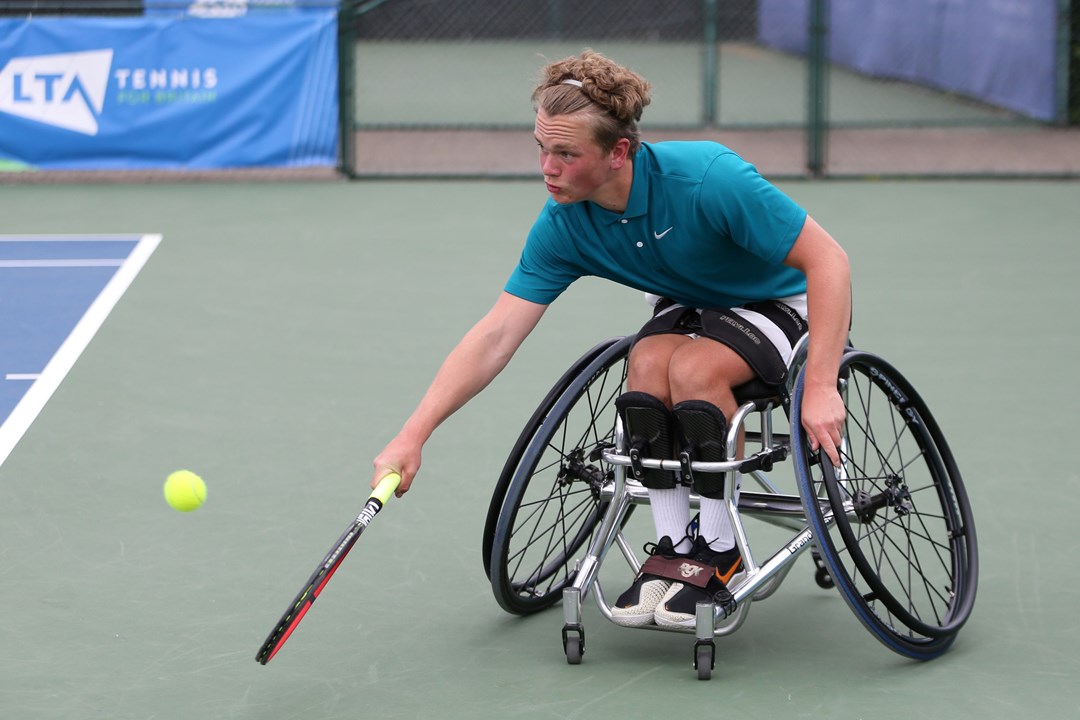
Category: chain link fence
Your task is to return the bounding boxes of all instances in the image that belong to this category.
[342,0,1079,179]
[1,0,1077,179]
[341,0,807,176]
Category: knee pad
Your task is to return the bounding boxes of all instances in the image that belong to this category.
[615,391,678,489]
[673,400,728,500]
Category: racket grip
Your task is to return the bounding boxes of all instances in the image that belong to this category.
[371,472,401,504]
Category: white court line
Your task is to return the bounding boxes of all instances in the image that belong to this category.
[0,233,163,468]
[0,259,126,268]
[6,374,41,381]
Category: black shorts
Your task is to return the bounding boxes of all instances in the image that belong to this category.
[632,296,808,386]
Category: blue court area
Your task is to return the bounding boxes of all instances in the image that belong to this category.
[0,234,160,466]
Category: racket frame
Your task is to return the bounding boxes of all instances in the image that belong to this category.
[255,473,400,664]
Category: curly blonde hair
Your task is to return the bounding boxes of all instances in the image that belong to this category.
[532,49,652,154]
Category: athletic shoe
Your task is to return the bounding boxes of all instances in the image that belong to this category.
[611,536,683,627]
[653,537,742,628]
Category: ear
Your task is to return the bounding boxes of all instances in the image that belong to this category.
[609,138,632,170]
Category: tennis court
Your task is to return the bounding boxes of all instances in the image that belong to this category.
[0,234,160,466]
[1,176,1078,719]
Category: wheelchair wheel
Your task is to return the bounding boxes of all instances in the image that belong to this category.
[482,337,625,580]
[488,336,633,615]
[792,350,978,660]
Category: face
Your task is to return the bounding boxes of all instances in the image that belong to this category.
[534,109,625,206]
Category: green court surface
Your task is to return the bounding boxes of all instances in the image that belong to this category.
[1,178,1078,719]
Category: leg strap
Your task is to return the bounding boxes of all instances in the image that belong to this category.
[615,391,678,489]
[673,400,728,499]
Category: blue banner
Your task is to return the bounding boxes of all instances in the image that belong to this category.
[759,0,1059,122]
[0,12,338,170]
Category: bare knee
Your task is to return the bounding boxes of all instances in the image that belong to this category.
[667,346,719,400]
[627,335,690,405]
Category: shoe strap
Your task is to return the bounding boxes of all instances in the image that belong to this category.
[639,556,715,589]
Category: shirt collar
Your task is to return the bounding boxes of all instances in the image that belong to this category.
[621,144,650,219]
[586,144,650,225]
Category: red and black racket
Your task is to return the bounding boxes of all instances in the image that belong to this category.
[255,472,401,665]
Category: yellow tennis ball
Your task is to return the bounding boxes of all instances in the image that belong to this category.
[164,470,206,512]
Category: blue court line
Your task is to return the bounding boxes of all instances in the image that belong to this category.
[0,233,162,467]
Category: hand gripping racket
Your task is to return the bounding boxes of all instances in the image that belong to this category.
[255,473,401,665]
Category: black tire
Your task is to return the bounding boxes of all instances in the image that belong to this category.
[695,643,714,681]
[482,337,625,580]
[792,351,978,659]
[488,337,633,615]
[565,636,583,665]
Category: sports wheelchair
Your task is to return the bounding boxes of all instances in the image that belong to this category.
[483,334,978,680]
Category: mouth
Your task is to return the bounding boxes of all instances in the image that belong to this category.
[545,182,561,194]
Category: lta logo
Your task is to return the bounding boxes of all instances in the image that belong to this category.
[0,49,113,135]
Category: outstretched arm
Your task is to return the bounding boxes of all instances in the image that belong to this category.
[783,215,851,466]
[372,292,548,496]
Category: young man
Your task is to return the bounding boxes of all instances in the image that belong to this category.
[373,50,850,627]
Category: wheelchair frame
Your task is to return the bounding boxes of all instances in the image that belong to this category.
[484,335,978,680]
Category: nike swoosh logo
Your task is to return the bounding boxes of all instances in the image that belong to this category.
[715,559,743,585]
[654,227,673,239]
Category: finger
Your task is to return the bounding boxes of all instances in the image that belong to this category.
[821,439,840,468]
[805,425,840,468]
[818,426,842,468]
[372,466,400,490]
[392,470,413,498]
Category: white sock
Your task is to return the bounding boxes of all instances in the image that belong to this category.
[648,484,693,553]
[698,472,742,552]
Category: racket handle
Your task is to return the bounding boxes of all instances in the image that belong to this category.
[371,472,401,504]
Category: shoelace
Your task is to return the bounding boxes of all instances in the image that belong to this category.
[640,514,733,561]
[641,539,680,559]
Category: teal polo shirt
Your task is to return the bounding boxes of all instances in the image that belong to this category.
[505,141,808,309]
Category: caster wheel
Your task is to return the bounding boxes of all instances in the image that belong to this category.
[562,624,584,665]
[565,636,583,665]
[694,641,715,681]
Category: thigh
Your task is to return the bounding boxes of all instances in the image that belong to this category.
[627,333,692,403]
[667,337,756,408]
[696,307,794,386]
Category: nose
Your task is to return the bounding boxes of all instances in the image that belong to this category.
[540,151,560,178]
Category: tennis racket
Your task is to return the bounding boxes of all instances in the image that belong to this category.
[255,472,401,665]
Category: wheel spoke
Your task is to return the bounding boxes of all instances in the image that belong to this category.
[795,351,977,655]
[489,338,630,614]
